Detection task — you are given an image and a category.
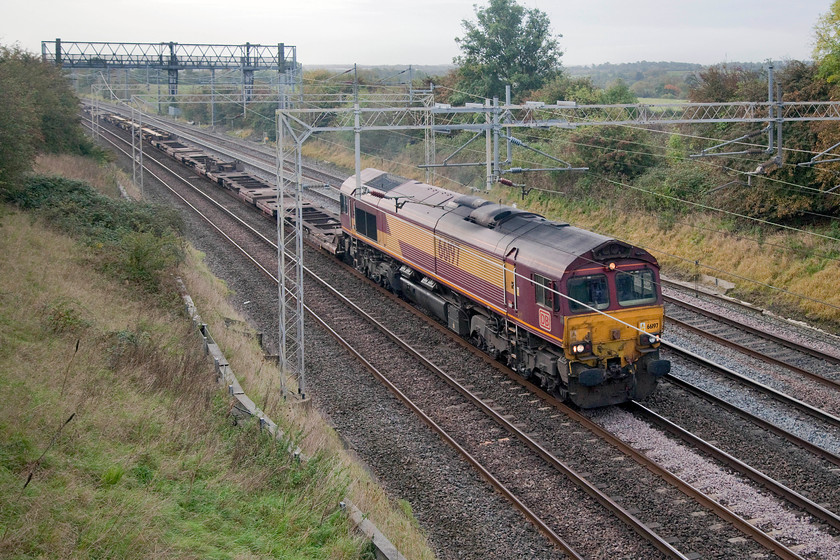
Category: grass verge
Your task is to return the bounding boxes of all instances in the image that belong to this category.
[0,154,436,559]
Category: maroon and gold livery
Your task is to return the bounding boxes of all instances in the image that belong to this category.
[339,169,670,408]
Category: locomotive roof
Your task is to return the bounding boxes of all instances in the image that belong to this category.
[341,169,655,275]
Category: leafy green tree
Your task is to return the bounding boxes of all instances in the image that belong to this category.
[813,0,840,83]
[0,44,94,194]
[599,80,637,104]
[10,48,91,154]
[532,75,599,104]
[0,47,40,193]
[453,0,562,102]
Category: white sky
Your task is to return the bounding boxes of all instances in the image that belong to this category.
[0,0,831,67]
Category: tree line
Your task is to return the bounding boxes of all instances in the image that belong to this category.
[0,45,95,194]
[4,0,840,226]
[421,0,840,225]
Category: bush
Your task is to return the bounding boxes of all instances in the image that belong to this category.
[569,125,656,180]
[43,298,91,334]
[4,175,184,292]
[635,162,718,214]
[113,230,183,291]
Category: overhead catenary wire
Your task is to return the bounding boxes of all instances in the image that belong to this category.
[304,117,840,264]
[645,245,840,314]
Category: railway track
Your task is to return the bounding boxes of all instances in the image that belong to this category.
[666,292,840,383]
[87,112,840,558]
[86,100,342,196]
[627,401,840,530]
[661,339,840,429]
[657,284,840,473]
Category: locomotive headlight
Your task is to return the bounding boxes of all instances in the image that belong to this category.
[639,333,660,347]
[571,342,591,355]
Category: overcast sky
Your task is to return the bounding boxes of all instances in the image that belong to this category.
[1,0,831,67]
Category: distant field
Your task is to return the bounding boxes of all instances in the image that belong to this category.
[637,97,687,104]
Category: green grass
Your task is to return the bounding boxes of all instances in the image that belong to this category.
[2,151,436,560]
[0,208,369,558]
[637,97,686,104]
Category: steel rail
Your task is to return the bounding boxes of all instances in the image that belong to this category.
[92,117,810,560]
[308,306,584,559]
[662,340,840,430]
[474,366,811,560]
[628,401,840,531]
[660,373,840,469]
[88,120,585,558]
[86,100,341,192]
[408,311,814,560]
[666,314,840,392]
[339,278,817,560]
[319,268,688,560]
[660,279,759,315]
[663,289,840,367]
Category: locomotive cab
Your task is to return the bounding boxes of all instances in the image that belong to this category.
[562,260,670,408]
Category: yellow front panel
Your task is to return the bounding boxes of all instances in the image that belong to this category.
[564,306,665,365]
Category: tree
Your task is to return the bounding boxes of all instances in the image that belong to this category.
[0,46,41,193]
[531,75,598,104]
[813,0,840,84]
[453,0,562,102]
[599,80,637,104]
[0,45,95,195]
[686,64,765,103]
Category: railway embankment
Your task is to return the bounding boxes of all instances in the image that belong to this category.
[0,158,433,559]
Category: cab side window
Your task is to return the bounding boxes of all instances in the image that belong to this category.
[355,207,377,241]
[534,273,554,308]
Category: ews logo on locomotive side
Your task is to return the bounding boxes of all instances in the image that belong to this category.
[437,239,460,266]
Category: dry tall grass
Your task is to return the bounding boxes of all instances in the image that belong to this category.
[301,137,840,330]
[35,154,139,199]
[179,248,436,559]
[499,191,840,328]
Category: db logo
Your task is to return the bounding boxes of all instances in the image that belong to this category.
[538,308,551,331]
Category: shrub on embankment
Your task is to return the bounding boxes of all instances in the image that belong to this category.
[3,175,184,294]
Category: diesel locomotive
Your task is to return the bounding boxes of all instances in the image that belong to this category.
[339,169,670,408]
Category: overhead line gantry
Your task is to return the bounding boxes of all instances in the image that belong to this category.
[41,38,297,97]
